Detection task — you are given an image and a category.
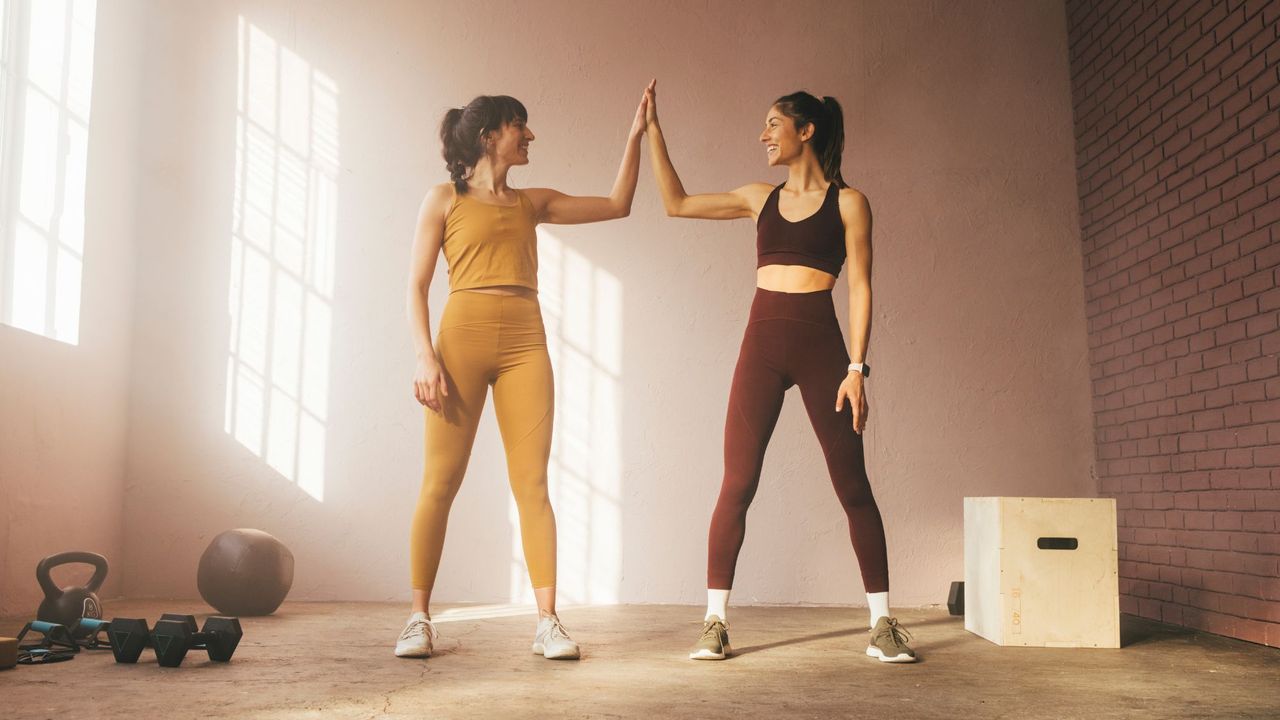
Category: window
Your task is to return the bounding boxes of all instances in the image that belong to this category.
[0,0,97,344]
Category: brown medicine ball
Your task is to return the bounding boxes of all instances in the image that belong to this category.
[197,529,294,616]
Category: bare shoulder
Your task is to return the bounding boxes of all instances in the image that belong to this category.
[418,182,456,221]
[734,182,776,215]
[424,182,455,208]
[515,187,558,215]
[411,183,456,240]
[838,187,871,223]
[520,187,555,201]
[735,182,776,201]
[838,187,870,211]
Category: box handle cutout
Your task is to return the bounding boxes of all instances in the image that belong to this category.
[1037,537,1078,550]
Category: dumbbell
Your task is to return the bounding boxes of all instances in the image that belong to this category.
[106,617,154,663]
[107,615,242,666]
[151,614,242,667]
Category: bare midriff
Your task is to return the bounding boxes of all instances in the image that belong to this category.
[756,264,837,293]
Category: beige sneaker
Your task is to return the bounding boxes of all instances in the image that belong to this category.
[689,615,731,660]
[394,612,437,658]
[532,614,580,660]
[866,616,917,663]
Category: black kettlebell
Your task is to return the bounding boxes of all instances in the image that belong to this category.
[36,551,108,634]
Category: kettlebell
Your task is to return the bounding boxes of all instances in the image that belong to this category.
[36,551,108,634]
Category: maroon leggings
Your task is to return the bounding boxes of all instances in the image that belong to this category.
[707,288,889,592]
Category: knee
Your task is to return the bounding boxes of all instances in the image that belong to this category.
[417,474,462,507]
[510,477,551,511]
[713,484,755,519]
[835,481,878,513]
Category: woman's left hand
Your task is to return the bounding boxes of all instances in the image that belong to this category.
[835,373,869,434]
[629,80,654,139]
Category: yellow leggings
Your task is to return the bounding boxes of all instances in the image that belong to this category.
[410,291,557,590]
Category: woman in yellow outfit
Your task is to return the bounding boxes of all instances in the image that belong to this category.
[398,84,651,660]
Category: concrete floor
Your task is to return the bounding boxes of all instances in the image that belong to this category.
[2,602,1278,719]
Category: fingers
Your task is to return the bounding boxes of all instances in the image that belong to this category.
[432,377,447,411]
[853,398,869,434]
[423,381,439,413]
[835,386,847,412]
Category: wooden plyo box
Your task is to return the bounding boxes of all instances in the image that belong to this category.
[964,497,1120,648]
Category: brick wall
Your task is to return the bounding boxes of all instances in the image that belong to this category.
[1067,0,1280,647]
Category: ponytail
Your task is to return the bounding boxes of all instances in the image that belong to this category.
[438,95,528,195]
[439,107,471,193]
[819,96,847,189]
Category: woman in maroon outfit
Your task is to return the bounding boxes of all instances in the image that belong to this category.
[643,80,917,663]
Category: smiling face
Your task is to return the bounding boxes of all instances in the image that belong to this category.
[759,105,813,167]
[485,117,535,166]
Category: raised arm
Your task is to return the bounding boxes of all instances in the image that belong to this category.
[835,188,874,434]
[523,84,649,225]
[644,80,772,220]
[407,183,453,411]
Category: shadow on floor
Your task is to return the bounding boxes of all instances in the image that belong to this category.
[733,626,866,656]
[1120,613,1196,648]
[730,611,965,657]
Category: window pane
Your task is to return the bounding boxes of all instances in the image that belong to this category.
[18,89,57,231]
[65,0,95,119]
[26,0,66,100]
[10,218,48,334]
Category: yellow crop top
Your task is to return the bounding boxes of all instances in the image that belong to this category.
[442,189,539,292]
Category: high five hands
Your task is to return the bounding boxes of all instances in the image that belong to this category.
[630,79,656,139]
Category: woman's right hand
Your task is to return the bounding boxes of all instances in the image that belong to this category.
[413,352,449,412]
[644,78,658,127]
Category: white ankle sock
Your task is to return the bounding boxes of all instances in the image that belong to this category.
[867,592,889,628]
[706,589,730,621]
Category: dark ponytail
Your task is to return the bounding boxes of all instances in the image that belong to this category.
[438,95,528,194]
[773,91,848,188]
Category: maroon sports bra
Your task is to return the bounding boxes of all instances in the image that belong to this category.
[755,182,845,278]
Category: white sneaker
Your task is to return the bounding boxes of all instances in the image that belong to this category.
[394,612,437,658]
[532,614,580,660]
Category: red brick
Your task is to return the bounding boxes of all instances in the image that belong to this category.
[1246,312,1279,337]
[1242,512,1278,532]
[1209,469,1240,489]
[1230,531,1260,553]
[1256,490,1280,510]
[1227,490,1257,510]
[1255,400,1280,423]
[1255,444,1280,465]
[1241,467,1272,488]
[1247,355,1279,380]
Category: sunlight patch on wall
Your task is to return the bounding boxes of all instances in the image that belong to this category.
[224,16,338,502]
[507,229,623,605]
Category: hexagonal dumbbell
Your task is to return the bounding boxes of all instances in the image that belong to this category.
[106,617,154,663]
[151,614,242,667]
